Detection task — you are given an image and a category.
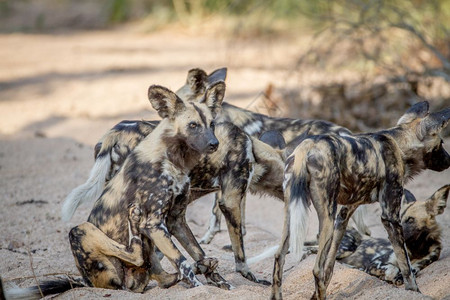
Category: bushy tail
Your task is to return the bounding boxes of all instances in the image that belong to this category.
[4,277,85,300]
[247,141,314,264]
[286,141,314,261]
[61,153,111,222]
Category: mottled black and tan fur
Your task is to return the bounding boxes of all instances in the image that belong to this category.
[60,68,366,284]
[313,185,449,285]
[72,82,232,291]
[61,69,287,284]
[174,69,371,244]
[272,102,450,300]
[11,83,233,299]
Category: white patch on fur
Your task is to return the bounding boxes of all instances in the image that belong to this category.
[384,263,401,282]
[128,220,132,245]
[61,154,111,222]
[338,132,352,137]
[289,196,310,261]
[111,149,120,163]
[120,121,138,127]
[180,260,203,286]
[211,177,219,187]
[243,120,263,136]
[247,245,279,265]
[245,138,255,183]
[283,172,292,191]
[161,162,190,195]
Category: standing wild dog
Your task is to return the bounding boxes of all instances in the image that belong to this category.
[272,102,450,300]
[308,185,449,285]
[175,68,372,244]
[7,83,231,299]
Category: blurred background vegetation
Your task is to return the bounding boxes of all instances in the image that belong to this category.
[1,0,449,133]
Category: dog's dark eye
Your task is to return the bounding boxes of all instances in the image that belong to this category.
[189,122,199,129]
[406,217,415,223]
[210,121,215,129]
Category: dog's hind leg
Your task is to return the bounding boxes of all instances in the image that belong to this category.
[311,205,336,300]
[69,204,148,290]
[270,200,290,300]
[380,182,419,293]
[69,222,144,290]
[322,205,358,288]
[309,171,341,300]
[199,191,222,244]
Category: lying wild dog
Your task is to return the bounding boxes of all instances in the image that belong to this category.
[7,84,231,299]
[61,68,368,284]
[272,102,450,300]
[305,185,449,285]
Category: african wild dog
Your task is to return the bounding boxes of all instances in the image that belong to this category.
[61,68,369,284]
[272,102,450,300]
[306,185,449,285]
[63,101,286,285]
[178,69,373,244]
[7,83,231,299]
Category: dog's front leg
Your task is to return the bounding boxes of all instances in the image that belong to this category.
[167,194,233,290]
[219,190,270,285]
[410,243,441,275]
[140,219,202,288]
[380,182,420,293]
[199,191,222,244]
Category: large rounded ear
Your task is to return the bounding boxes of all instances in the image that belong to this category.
[397,101,429,125]
[419,107,450,139]
[148,85,185,119]
[186,68,208,95]
[207,68,227,85]
[426,184,450,216]
[402,189,417,206]
[200,81,225,117]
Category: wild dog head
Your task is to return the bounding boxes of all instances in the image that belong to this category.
[396,101,450,177]
[148,80,225,154]
[176,68,227,102]
[401,185,450,258]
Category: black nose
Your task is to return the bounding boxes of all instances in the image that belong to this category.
[208,140,219,152]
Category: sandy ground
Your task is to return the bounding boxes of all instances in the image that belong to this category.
[0,29,449,300]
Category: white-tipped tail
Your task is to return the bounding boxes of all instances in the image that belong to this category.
[4,286,41,300]
[247,245,279,265]
[289,197,310,261]
[61,154,111,221]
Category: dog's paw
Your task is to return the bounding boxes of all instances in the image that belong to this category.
[205,271,235,290]
[193,257,219,274]
[241,270,271,286]
[392,273,404,286]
